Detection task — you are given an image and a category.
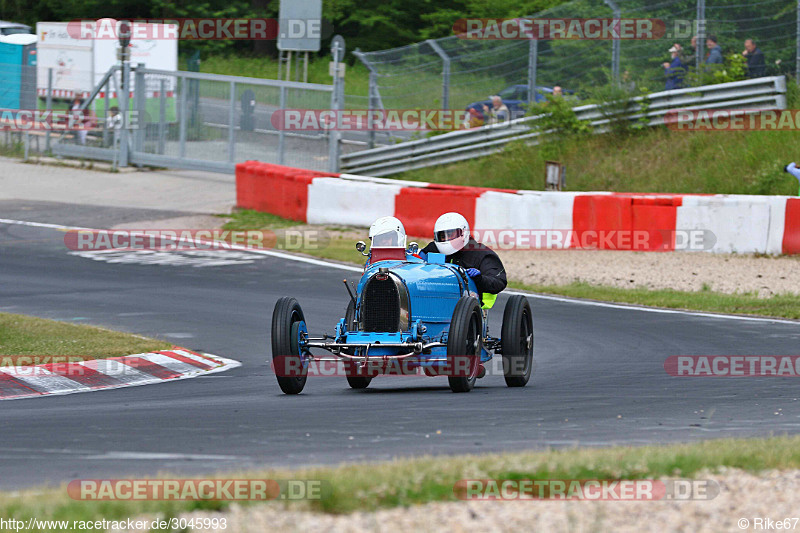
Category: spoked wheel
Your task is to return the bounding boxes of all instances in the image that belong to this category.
[343,300,371,389]
[501,295,534,387]
[447,296,482,393]
[272,297,308,395]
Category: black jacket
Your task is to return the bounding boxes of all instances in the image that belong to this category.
[422,239,507,296]
[746,48,766,78]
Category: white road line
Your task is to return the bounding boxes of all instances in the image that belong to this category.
[82,451,240,461]
[1,218,797,324]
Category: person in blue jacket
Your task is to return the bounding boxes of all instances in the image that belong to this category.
[663,45,686,90]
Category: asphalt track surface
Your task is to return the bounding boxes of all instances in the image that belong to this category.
[1,207,799,490]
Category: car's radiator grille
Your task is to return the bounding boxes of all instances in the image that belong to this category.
[362,276,400,332]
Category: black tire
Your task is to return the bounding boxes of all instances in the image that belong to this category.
[271,297,307,394]
[344,299,357,332]
[342,300,371,389]
[447,296,482,393]
[501,295,534,387]
[346,374,372,389]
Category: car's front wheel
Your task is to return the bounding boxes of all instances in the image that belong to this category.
[447,296,482,393]
[343,300,371,389]
[271,297,308,395]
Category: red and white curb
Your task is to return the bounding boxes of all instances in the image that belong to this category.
[0,348,240,400]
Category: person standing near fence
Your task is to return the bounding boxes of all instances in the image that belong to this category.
[70,98,88,146]
[482,96,509,125]
[105,106,123,148]
[663,45,686,90]
[705,35,723,65]
[742,39,766,78]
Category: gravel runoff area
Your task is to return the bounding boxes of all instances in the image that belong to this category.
[498,250,800,298]
[125,469,798,533]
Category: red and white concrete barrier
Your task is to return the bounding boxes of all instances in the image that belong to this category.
[235,162,800,255]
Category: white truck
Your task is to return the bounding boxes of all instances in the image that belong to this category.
[36,19,178,100]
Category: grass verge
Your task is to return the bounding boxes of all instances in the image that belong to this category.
[0,312,171,358]
[508,281,800,320]
[395,127,800,196]
[3,434,800,524]
[222,209,799,320]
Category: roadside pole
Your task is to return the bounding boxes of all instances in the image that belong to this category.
[118,22,131,168]
[328,35,345,173]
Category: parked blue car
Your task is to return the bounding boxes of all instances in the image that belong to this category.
[271,241,534,394]
[466,84,575,121]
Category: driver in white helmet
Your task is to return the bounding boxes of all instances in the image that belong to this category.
[420,212,507,298]
[369,216,407,248]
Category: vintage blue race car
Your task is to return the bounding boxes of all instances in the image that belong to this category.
[271,241,534,394]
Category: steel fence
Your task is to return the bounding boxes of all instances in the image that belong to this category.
[355,0,800,135]
[42,65,336,173]
[340,75,787,176]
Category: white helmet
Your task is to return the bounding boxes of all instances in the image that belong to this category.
[433,212,470,256]
[368,216,407,248]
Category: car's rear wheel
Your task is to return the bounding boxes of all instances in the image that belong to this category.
[271,297,308,395]
[501,295,534,387]
[447,296,482,393]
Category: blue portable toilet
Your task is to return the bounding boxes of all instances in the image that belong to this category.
[0,33,37,110]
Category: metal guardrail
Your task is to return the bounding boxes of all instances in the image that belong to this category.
[340,76,788,177]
